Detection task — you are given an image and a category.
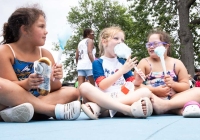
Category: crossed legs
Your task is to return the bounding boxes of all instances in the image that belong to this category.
[0,78,80,119]
[79,82,152,117]
[152,87,200,115]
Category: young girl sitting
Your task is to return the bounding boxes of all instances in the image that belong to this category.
[0,5,81,122]
[79,26,153,120]
[136,29,200,117]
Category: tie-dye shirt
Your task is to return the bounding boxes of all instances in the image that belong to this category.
[144,58,178,87]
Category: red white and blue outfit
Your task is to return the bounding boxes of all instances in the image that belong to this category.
[93,56,134,90]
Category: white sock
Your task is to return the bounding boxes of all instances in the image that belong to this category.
[55,104,63,119]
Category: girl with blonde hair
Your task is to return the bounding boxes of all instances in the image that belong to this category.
[79,26,153,119]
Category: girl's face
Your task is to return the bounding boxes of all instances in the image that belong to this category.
[103,31,124,58]
[28,15,48,46]
[147,34,168,58]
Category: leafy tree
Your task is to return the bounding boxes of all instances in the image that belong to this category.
[55,0,200,82]
[128,0,200,76]
[62,0,136,81]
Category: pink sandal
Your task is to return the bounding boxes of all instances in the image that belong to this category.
[183,101,200,118]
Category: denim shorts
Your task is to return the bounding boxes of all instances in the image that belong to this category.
[78,69,93,77]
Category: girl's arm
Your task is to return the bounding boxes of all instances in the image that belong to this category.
[0,45,62,92]
[87,39,95,62]
[0,45,17,80]
[136,58,170,97]
[165,59,190,92]
[75,48,79,64]
[0,45,32,90]
[93,59,124,90]
[95,57,136,90]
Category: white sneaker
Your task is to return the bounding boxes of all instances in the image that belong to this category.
[0,103,34,123]
[55,101,81,120]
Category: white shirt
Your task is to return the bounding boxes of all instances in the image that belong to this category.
[77,38,94,70]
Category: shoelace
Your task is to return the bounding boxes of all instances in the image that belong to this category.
[63,102,76,119]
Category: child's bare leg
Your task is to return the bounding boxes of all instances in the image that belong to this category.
[38,86,79,104]
[80,82,149,116]
[0,78,77,118]
[152,87,200,115]
[116,87,152,105]
[78,76,85,88]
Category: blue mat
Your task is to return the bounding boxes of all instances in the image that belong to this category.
[1,112,200,140]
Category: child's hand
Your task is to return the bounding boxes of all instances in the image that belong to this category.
[120,56,138,74]
[27,73,44,90]
[135,68,146,81]
[134,68,146,86]
[155,85,171,97]
[164,75,175,88]
[52,63,63,81]
[168,88,176,97]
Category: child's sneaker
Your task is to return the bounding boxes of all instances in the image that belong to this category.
[0,103,34,123]
[55,101,81,120]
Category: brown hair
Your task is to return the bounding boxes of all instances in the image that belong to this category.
[147,30,171,56]
[1,4,45,44]
[98,26,124,56]
[83,28,93,38]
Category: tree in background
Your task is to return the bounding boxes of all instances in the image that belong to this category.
[128,0,200,76]
[56,0,200,82]
[61,0,136,81]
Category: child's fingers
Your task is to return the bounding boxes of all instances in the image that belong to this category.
[164,75,170,79]
[52,63,56,67]
[130,57,138,67]
[126,56,131,62]
[55,63,62,68]
[131,57,137,61]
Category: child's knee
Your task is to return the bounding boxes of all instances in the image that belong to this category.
[79,82,92,96]
[73,88,80,99]
[62,87,80,100]
[140,87,152,97]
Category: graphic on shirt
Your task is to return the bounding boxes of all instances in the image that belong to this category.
[104,68,124,86]
[93,57,134,93]
[77,38,95,70]
[78,48,84,60]
[104,68,110,76]
[14,60,33,81]
[13,59,40,96]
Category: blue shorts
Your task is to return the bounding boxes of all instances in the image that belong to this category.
[78,69,93,77]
